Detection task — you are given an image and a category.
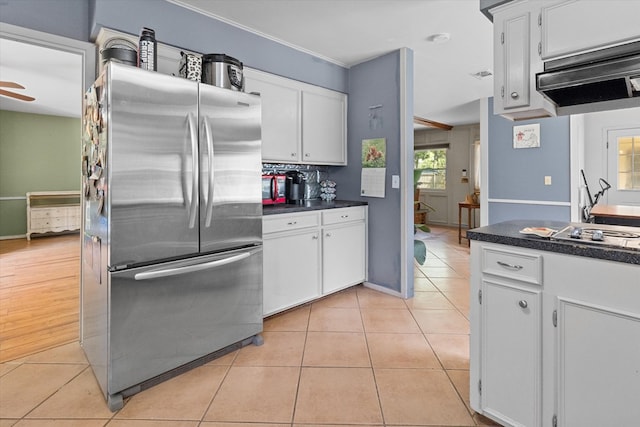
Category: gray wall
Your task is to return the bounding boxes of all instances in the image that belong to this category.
[90,0,348,93]
[331,50,413,294]
[0,0,90,40]
[487,97,572,223]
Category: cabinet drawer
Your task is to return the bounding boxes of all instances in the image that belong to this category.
[263,212,319,234]
[322,207,365,225]
[482,247,542,285]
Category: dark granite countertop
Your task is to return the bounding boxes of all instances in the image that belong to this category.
[467,219,640,265]
[262,200,367,216]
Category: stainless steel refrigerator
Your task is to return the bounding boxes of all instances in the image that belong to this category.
[81,62,263,411]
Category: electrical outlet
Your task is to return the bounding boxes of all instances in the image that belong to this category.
[544,176,552,185]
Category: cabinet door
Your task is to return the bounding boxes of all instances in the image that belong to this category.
[491,1,556,120]
[541,0,640,59]
[481,280,541,427]
[322,222,365,294]
[244,71,301,163]
[302,90,346,165]
[555,298,640,426]
[263,230,320,316]
[499,9,531,109]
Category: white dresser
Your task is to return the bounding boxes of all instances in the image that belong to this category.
[26,191,81,240]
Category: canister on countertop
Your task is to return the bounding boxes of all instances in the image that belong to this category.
[138,27,157,71]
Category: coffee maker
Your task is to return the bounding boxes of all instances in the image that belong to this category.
[285,171,306,204]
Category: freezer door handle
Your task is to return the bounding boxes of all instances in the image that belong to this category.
[187,113,199,229]
[203,116,215,227]
[134,251,252,281]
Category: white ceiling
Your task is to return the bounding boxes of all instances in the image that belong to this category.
[0,0,494,125]
[172,0,495,127]
[0,37,82,118]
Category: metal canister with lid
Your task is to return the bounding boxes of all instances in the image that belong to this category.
[201,54,244,91]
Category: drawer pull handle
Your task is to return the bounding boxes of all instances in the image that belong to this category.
[326,233,331,237]
[497,261,523,270]
[312,235,318,240]
[518,300,528,309]
[287,221,297,226]
[341,215,349,218]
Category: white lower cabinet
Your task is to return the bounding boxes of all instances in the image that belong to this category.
[481,280,541,427]
[554,298,640,427]
[322,221,366,294]
[263,228,320,316]
[262,206,367,316]
[471,241,640,427]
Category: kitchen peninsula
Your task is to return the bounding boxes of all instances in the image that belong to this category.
[468,220,640,427]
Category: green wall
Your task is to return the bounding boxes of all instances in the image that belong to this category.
[0,110,80,237]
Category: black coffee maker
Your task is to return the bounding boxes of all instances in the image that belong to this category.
[285,171,306,204]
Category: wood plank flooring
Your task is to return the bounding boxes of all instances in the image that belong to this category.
[0,233,80,362]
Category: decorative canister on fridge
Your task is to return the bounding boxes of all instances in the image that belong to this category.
[201,54,244,91]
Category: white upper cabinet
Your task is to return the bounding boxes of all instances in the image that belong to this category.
[540,0,640,60]
[491,0,556,120]
[244,70,301,163]
[302,89,347,164]
[245,68,347,165]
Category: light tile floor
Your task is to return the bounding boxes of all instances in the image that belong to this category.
[0,226,498,426]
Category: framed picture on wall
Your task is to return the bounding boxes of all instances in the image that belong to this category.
[513,123,540,149]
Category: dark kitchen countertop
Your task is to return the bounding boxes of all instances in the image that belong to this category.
[262,199,368,216]
[467,219,640,265]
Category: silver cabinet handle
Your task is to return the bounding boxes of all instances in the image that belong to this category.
[326,232,331,237]
[518,300,528,309]
[287,221,297,226]
[305,153,310,157]
[291,152,296,157]
[497,261,523,270]
[511,92,519,99]
[341,215,349,218]
[312,235,318,240]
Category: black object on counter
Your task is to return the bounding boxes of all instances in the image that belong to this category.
[138,27,157,71]
[285,171,306,204]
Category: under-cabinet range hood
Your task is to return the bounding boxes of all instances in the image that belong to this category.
[536,40,640,115]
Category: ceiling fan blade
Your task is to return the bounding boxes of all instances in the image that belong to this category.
[0,88,35,102]
[0,81,26,89]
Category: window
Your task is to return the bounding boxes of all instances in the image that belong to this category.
[617,134,640,190]
[414,148,447,190]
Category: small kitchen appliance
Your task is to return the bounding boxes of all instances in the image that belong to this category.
[262,174,286,205]
[201,54,244,91]
[285,170,306,204]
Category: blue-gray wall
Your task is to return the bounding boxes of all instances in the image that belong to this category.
[487,97,572,223]
[0,0,90,41]
[331,50,413,294]
[90,0,348,93]
[0,0,347,93]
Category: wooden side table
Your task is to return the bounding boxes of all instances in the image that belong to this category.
[458,202,480,245]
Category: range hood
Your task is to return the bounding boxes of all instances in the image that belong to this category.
[537,41,640,115]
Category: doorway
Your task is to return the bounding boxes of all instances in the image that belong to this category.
[0,23,94,361]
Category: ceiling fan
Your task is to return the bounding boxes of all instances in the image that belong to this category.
[0,81,35,102]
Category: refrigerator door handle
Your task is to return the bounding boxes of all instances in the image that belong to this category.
[134,251,252,281]
[187,113,199,229]
[203,116,215,227]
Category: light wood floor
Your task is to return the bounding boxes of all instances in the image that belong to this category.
[0,233,80,363]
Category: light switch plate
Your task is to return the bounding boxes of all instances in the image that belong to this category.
[392,175,400,188]
[544,176,552,185]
